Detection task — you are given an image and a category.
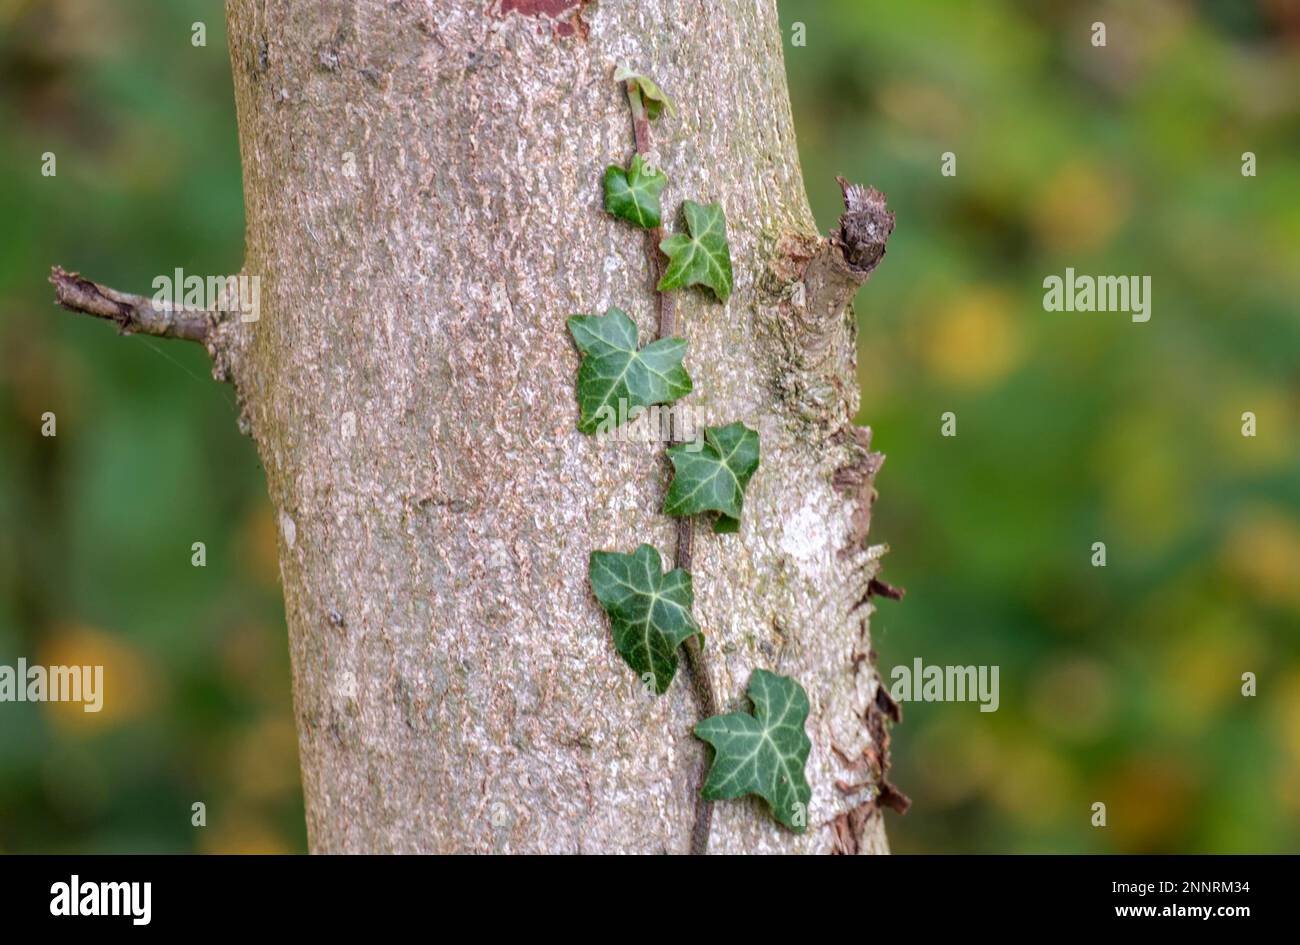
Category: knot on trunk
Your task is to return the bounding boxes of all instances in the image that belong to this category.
[833,176,895,275]
[758,179,894,427]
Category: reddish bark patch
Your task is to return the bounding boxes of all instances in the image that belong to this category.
[500,0,577,15]
[495,0,592,39]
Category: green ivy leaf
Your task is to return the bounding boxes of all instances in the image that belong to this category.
[589,544,700,694]
[567,307,692,435]
[658,200,733,302]
[694,669,812,831]
[604,154,666,229]
[614,65,675,119]
[663,421,759,533]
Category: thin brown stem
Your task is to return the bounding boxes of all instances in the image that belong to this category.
[49,266,214,343]
[627,85,676,340]
[624,75,715,855]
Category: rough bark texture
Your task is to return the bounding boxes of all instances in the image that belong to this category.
[213,0,898,853]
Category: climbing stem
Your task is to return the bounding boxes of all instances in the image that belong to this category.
[624,74,716,856]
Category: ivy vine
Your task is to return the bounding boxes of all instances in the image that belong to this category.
[572,68,813,851]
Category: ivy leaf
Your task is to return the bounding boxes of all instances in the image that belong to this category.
[614,65,675,119]
[658,200,733,302]
[567,307,692,435]
[604,154,666,229]
[693,669,812,831]
[663,421,759,533]
[589,544,700,694]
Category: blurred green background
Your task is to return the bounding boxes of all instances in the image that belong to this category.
[0,0,301,853]
[0,0,1297,853]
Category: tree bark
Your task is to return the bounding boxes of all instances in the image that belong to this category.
[69,0,904,853]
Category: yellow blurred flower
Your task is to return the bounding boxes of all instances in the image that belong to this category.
[1219,509,1300,612]
[912,287,1023,388]
[38,623,157,731]
[1097,756,1197,853]
[1030,162,1129,253]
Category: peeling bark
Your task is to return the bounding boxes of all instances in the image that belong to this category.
[56,0,903,853]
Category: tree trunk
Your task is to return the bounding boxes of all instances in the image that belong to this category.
[70,0,903,853]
